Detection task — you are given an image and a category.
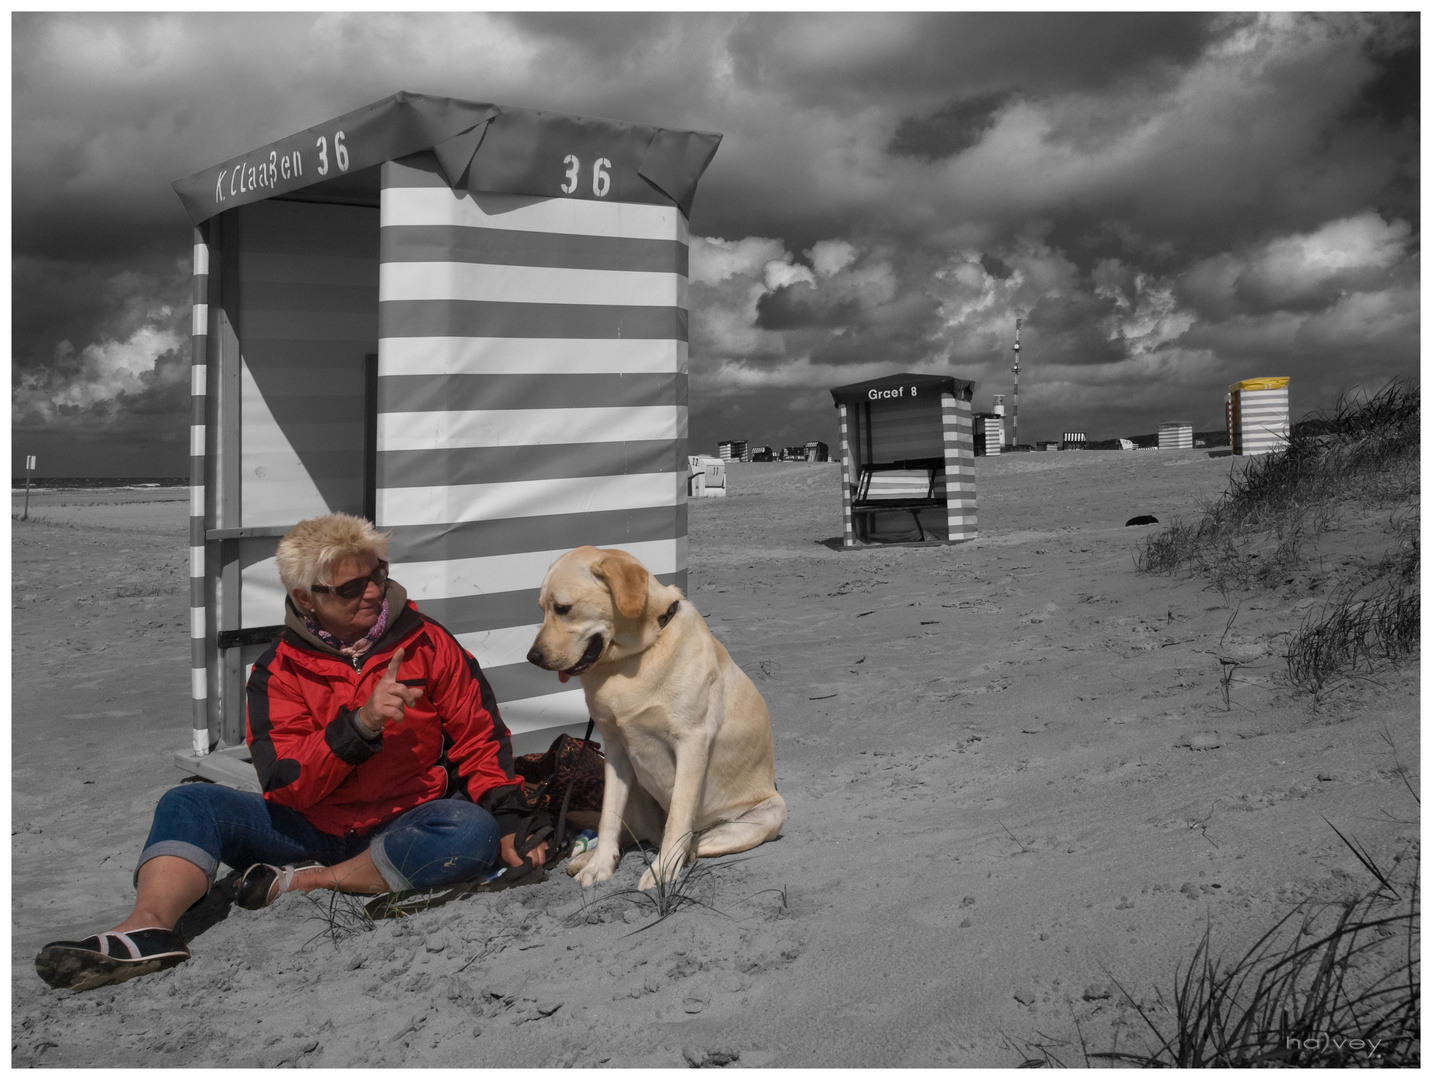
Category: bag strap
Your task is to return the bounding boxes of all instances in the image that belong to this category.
[554,718,599,849]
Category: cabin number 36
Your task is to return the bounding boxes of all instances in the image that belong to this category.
[561,155,613,197]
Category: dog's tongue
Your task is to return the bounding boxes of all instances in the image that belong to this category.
[558,671,571,683]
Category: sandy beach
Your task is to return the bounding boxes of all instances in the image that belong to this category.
[11,452,1418,1067]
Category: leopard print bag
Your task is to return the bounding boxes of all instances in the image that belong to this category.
[512,728,605,847]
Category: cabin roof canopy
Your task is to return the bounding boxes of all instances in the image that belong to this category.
[1230,377,1291,393]
[829,372,974,409]
[172,90,722,224]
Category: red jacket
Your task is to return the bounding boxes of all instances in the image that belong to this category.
[245,582,529,837]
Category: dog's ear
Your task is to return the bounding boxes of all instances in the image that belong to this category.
[593,549,649,620]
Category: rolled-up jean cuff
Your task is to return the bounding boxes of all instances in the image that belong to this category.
[135,840,221,890]
[366,835,411,892]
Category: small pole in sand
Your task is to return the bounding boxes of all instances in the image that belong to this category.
[22,454,35,520]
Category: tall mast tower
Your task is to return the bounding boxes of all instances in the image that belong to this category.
[1011,317,1022,449]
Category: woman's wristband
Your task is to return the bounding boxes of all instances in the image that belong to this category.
[355,706,381,738]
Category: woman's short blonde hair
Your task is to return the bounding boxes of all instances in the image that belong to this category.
[275,513,390,595]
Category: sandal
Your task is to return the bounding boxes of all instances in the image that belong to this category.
[35,928,190,992]
[234,860,324,910]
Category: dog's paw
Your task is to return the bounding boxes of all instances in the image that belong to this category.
[566,848,595,876]
[574,847,619,887]
[637,853,686,893]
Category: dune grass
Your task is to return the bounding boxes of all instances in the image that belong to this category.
[1097,878,1419,1067]
[1096,815,1420,1069]
[570,848,721,932]
[1007,878,1419,1069]
[1135,380,1419,687]
[301,888,376,950]
[1135,379,1418,587]
[1285,577,1421,693]
[1004,819,1422,1069]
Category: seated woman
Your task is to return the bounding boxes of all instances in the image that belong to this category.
[37,513,547,992]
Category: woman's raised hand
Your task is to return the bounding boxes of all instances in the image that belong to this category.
[357,648,423,733]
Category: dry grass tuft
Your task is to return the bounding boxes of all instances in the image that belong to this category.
[567,831,751,934]
[1285,579,1420,693]
[299,889,376,951]
[1091,818,1419,1068]
[1096,884,1419,1066]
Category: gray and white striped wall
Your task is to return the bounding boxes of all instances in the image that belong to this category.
[374,155,689,747]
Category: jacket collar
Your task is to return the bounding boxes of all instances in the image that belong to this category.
[283,579,416,661]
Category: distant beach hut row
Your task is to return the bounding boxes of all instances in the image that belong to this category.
[717,439,748,462]
[716,438,829,462]
[988,379,1288,457]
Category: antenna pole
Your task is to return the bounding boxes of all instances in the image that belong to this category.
[1011,318,1021,450]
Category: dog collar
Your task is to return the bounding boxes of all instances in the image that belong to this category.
[656,600,680,629]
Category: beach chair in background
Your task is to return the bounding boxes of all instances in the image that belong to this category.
[829,372,978,547]
[688,455,727,498]
[851,460,942,541]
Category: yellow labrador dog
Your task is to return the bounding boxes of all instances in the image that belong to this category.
[526,546,785,890]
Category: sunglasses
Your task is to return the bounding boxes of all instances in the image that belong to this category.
[311,560,389,601]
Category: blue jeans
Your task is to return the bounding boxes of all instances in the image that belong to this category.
[137,784,503,893]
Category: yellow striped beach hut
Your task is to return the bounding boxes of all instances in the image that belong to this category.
[1227,377,1291,456]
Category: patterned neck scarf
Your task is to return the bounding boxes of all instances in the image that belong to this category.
[305,598,390,659]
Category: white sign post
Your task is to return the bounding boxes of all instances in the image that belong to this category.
[22,455,35,520]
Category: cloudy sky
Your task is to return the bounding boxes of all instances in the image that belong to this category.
[10,10,1420,476]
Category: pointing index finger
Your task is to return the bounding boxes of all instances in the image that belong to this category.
[386,647,405,679]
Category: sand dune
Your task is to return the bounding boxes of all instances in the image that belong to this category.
[11,453,1418,1067]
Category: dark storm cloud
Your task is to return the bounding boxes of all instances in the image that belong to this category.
[1344,13,1420,125]
[888,92,1016,162]
[726,12,1223,108]
[756,282,857,332]
[1024,293,1126,369]
[496,11,676,61]
[979,253,1014,281]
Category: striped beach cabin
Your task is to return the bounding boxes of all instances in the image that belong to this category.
[1158,422,1194,450]
[829,373,977,547]
[1227,377,1291,456]
[973,413,1002,456]
[170,92,720,784]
